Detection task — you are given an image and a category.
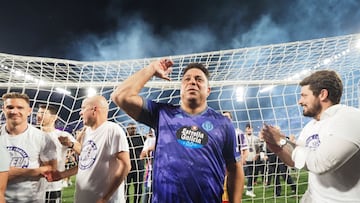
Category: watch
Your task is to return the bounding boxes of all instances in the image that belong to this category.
[69,142,74,149]
[279,138,287,148]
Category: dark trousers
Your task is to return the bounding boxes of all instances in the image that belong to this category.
[45,190,61,203]
[268,162,296,196]
[245,161,256,191]
[254,160,265,183]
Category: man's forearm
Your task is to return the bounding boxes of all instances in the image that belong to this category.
[101,169,128,201]
[227,162,244,203]
[241,150,249,164]
[0,194,5,203]
[277,141,296,167]
[72,141,82,155]
[0,171,8,203]
[112,65,155,104]
[111,65,155,119]
[101,156,131,201]
[8,167,42,180]
[61,167,78,179]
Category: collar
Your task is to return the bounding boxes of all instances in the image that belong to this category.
[320,104,343,120]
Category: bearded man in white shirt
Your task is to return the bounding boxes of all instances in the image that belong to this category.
[262,70,360,202]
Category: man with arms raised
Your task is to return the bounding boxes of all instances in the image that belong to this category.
[262,70,360,202]
[112,59,244,203]
[0,92,57,202]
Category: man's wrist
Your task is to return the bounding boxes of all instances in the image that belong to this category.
[279,138,287,148]
[68,142,74,148]
[267,142,282,153]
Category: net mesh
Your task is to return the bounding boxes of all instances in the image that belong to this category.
[1,33,360,202]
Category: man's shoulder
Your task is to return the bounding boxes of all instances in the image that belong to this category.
[102,121,127,138]
[100,121,123,131]
[205,107,229,121]
[25,125,54,145]
[338,105,360,116]
[103,121,119,128]
[28,125,47,135]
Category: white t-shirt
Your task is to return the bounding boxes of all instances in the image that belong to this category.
[142,136,156,188]
[292,104,360,202]
[142,136,156,153]
[236,128,249,151]
[0,124,57,202]
[43,129,76,192]
[245,134,259,162]
[0,141,10,172]
[75,121,129,203]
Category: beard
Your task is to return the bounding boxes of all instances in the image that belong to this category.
[302,100,322,118]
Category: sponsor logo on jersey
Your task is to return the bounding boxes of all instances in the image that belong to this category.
[305,134,320,150]
[7,146,29,168]
[176,126,209,148]
[79,140,98,170]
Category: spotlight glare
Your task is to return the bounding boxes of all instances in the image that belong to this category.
[87,88,97,97]
[236,86,244,102]
[56,87,71,95]
[260,85,275,93]
[356,40,360,49]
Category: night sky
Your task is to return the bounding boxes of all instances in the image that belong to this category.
[1,0,359,61]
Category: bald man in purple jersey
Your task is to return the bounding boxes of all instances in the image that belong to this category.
[112,59,244,203]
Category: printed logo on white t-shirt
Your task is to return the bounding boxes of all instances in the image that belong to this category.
[305,134,321,150]
[79,140,98,170]
[7,146,30,168]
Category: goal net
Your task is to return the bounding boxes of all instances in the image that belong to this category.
[1,32,360,202]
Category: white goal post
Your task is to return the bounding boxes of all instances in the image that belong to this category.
[1,33,360,202]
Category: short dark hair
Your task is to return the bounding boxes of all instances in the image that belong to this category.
[126,122,137,130]
[245,123,251,128]
[299,70,343,104]
[127,122,136,127]
[182,63,210,79]
[2,92,30,104]
[39,104,58,115]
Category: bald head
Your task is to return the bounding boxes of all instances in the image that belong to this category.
[80,95,109,129]
[85,95,109,110]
